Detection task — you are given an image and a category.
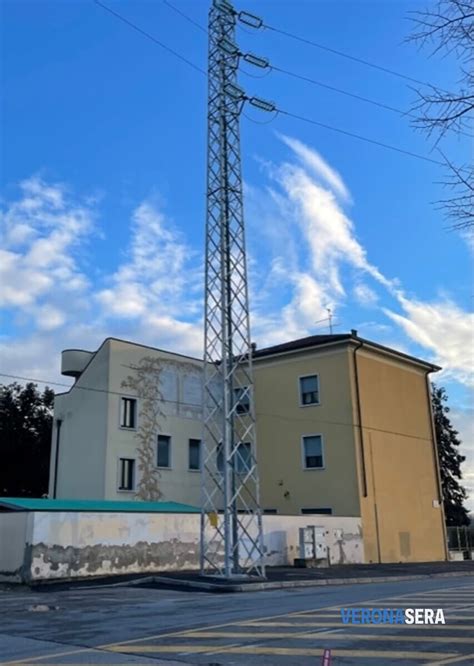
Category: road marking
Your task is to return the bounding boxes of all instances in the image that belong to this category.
[175,630,474,643]
[98,585,435,651]
[427,652,474,666]
[0,649,94,666]
[106,644,458,659]
[0,603,320,666]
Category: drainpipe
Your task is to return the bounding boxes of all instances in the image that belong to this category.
[352,338,367,497]
[52,419,62,499]
[424,371,449,562]
[353,336,381,563]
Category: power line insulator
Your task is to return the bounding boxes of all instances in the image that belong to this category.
[225,82,246,100]
[248,96,276,113]
[220,38,239,55]
[238,10,263,29]
[243,53,269,69]
[215,0,235,15]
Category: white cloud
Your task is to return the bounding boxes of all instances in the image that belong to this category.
[35,304,67,331]
[247,136,395,344]
[0,176,93,311]
[354,283,379,307]
[384,296,474,387]
[96,200,200,321]
[0,181,204,386]
[248,136,473,390]
[279,134,352,203]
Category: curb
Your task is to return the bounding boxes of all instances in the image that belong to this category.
[150,570,474,593]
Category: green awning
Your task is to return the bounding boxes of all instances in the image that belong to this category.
[0,498,200,513]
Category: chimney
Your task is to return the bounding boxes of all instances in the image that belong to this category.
[351,329,358,337]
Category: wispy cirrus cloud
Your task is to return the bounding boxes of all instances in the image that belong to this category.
[279,134,352,204]
[247,135,472,393]
[384,295,474,387]
[354,283,379,307]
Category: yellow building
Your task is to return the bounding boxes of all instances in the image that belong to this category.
[253,331,448,563]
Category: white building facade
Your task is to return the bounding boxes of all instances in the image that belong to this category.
[50,338,205,505]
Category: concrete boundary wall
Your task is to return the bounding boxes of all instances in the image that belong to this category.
[0,511,363,583]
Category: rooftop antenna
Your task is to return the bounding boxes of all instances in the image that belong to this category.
[315,307,339,335]
[327,307,333,334]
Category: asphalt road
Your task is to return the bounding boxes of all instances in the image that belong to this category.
[1,575,473,665]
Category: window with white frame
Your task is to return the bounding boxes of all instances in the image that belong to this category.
[302,435,324,469]
[118,458,135,491]
[120,397,137,428]
[188,438,201,471]
[299,375,319,406]
[157,434,171,468]
[233,386,250,414]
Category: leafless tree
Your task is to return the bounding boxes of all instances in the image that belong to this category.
[408,0,474,230]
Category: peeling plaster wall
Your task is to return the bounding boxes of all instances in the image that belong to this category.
[1,511,363,582]
[28,511,202,581]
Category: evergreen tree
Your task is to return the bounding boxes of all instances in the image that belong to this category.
[0,382,54,497]
[432,384,469,526]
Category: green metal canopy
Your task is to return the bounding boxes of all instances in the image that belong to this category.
[0,498,200,513]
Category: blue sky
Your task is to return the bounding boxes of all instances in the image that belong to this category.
[1,0,473,505]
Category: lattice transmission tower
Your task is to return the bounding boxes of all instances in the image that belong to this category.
[200,0,274,579]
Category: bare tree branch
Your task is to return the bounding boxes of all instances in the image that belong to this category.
[408,0,474,229]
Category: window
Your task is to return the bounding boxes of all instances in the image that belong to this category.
[118,458,135,491]
[263,509,278,515]
[233,386,250,414]
[157,435,171,468]
[236,442,251,474]
[120,397,137,428]
[217,443,224,473]
[216,442,251,473]
[189,438,201,471]
[301,508,332,515]
[302,435,324,469]
[299,375,319,406]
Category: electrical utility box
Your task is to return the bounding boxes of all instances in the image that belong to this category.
[295,526,329,567]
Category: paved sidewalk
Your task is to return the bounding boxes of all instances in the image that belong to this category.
[1,561,473,594]
[147,561,474,593]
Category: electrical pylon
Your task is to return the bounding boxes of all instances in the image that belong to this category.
[200,0,268,579]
